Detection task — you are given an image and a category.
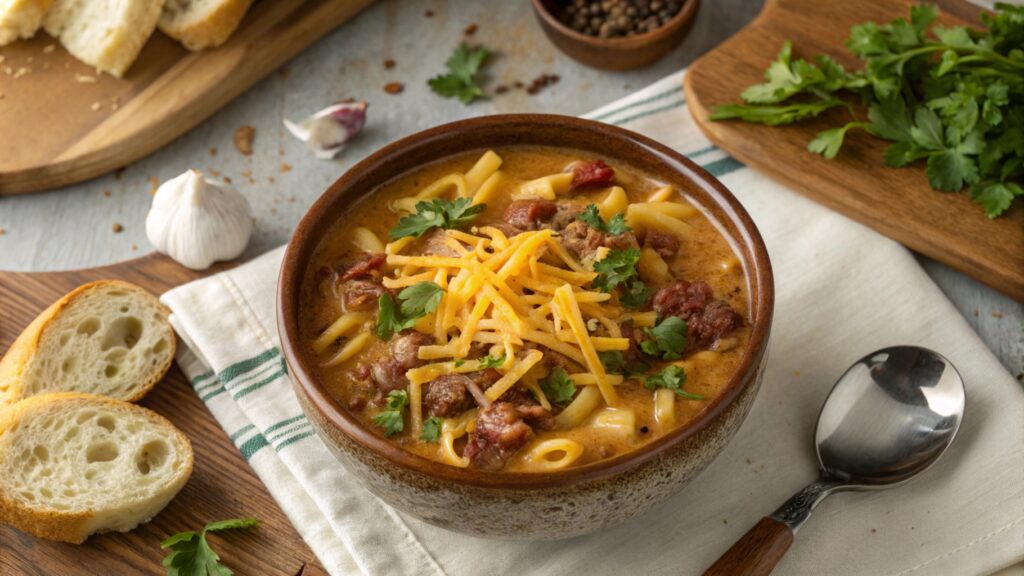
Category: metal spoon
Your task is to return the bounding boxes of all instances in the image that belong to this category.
[704,346,965,576]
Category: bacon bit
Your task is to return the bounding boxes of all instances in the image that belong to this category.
[112,223,123,233]
[75,73,97,83]
[279,163,292,173]
[384,82,404,94]
[341,254,386,281]
[90,101,102,111]
[148,176,160,195]
[43,44,55,54]
[464,23,478,35]
[571,159,615,189]
[234,125,256,155]
[383,59,396,69]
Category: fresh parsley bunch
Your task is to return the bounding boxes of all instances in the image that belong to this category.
[712,4,1024,218]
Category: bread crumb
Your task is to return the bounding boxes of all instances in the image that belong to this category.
[75,73,98,83]
[102,190,111,198]
[209,146,218,156]
[279,163,292,173]
[148,176,160,195]
[12,67,29,79]
[234,125,255,155]
[384,82,404,94]
[0,56,4,64]
[112,223,123,233]
[43,44,56,54]
[26,56,32,63]
[111,102,119,111]
[91,101,102,111]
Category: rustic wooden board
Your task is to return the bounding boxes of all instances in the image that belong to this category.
[0,0,375,196]
[683,0,1024,302]
[0,254,327,576]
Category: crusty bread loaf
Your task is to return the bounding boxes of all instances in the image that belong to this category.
[43,0,164,77]
[159,0,252,51]
[0,393,193,543]
[0,280,175,408]
[0,0,54,46]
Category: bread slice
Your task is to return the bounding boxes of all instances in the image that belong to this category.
[0,393,193,543]
[159,0,252,51]
[0,0,54,46]
[43,0,164,77]
[0,280,175,408]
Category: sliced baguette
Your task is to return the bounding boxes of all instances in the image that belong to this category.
[159,0,252,51]
[0,393,193,543]
[0,0,54,46]
[0,280,175,408]
[43,0,164,77]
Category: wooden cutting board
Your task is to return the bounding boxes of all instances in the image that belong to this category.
[0,254,327,576]
[0,0,375,196]
[684,0,1024,302]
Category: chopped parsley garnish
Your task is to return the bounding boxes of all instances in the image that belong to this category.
[640,316,688,360]
[592,248,641,292]
[428,43,490,104]
[372,390,409,436]
[478,354,506,369]
[598,350,649,378]
[710,4,1024,218]
[376,281,444,340]
[577,204,632,235]
[161,517,260,576]
[420,417,443,442]
[540,367,576,405]
[619,279,653,310]
[388,197,486,240]
[644,365,705,400]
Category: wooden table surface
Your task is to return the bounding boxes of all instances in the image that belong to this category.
[0,0,1020,574]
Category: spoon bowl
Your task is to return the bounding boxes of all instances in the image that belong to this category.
[704,346,966,576]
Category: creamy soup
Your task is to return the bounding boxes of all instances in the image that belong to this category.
[300,147,749,472]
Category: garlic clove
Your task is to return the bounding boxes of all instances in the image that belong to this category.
[284,100,368,159]
[146,169,254,270]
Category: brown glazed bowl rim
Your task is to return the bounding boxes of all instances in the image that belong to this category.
[530,0,699,48]
[278,114,774,490]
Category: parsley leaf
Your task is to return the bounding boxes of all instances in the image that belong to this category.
[389,197,486,240]
[972,180,1022,218]
[540,367,576,405]
[644,365,705,400]
[420,417,443,442]
[376,282,444,340]
[592,248,641,292]
[577,204,632,235]
[808,122,867,159]
[640,316,688,360]
[161,518,260,576]
[373,390,409,436]
[619,279,653,310]
[478,354,506,369]
[428,43,490,104]
[598,350,649,377]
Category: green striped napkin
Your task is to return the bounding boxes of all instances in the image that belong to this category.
[162,70,1024,576]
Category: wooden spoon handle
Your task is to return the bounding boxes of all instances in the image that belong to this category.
[702,517,794,576]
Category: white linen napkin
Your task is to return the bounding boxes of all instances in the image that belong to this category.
[161,70,1024,576]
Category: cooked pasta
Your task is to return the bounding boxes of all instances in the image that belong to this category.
[301,147,750,472]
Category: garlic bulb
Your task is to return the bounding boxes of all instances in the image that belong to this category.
[284,101,367,159]
[146,170,253,270]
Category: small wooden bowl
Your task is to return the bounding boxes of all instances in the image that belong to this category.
[531,0,701,70]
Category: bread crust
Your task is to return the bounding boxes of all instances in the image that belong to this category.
[0,280,176,408]
[0,0,54,46]
[0,393,193,543]
[159,0,254,51]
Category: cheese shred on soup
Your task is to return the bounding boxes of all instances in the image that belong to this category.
[301,147,749,472]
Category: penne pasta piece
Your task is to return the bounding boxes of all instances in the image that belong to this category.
[591,408,637,440]
[322,331,373,367]
[313,312,370,353]
[647,185,675,202]
[598,186,629,220]
[464,150,503,194]
[417,173,467,200]
[554,386,602,429]
[637,246,673,285]
[520,438,584,471]
[626,203,694,235]
[646,201,698,220]
[352,227,385,253]
[440,432,470,468]
[514,173,573,200]
[654,387,676,428]
[385,236,416,255]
